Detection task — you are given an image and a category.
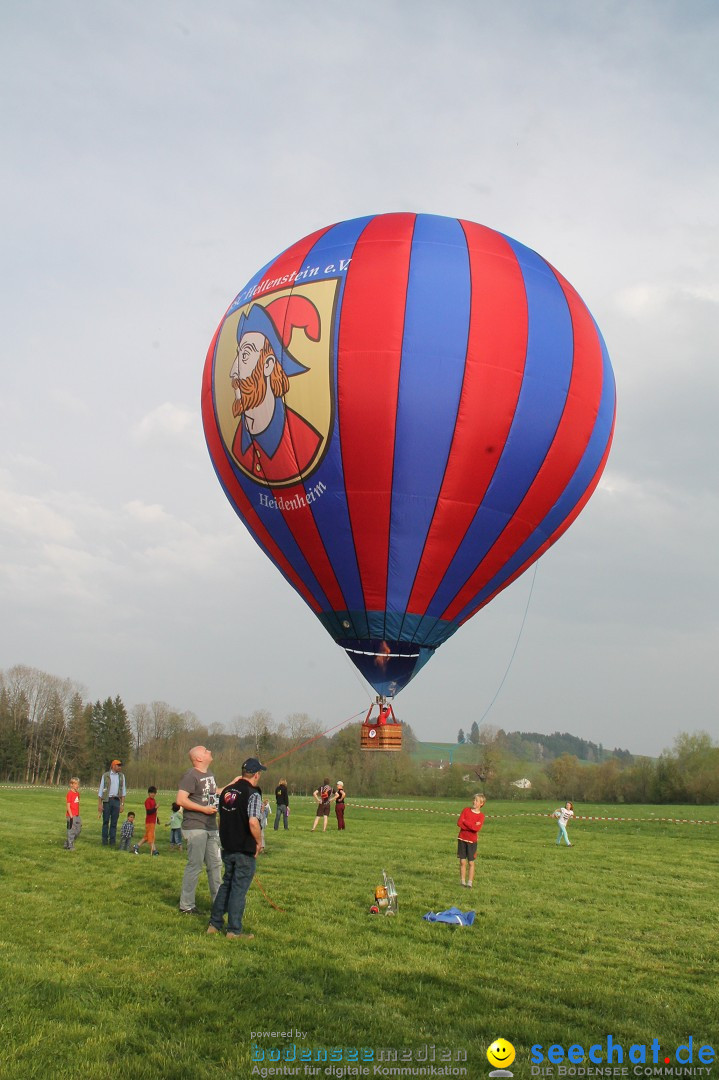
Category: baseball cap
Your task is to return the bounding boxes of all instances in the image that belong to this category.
[242,757,267,773]
[111,759,123,767]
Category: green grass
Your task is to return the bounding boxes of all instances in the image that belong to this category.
[0,788,717,1080]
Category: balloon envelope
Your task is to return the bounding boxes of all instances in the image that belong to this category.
[202,213,615,698]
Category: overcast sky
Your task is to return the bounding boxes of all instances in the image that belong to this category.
[1,1,717,758]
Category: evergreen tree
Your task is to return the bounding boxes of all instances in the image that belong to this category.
[457,728,465,744]
[109,695,132,765]
[469,721,480,745]
[89,696,132,772]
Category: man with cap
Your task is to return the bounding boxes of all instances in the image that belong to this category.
[97,759,126,847]
[206,757,266,940]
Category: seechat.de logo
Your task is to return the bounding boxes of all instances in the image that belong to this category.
[530,1036,716,1071]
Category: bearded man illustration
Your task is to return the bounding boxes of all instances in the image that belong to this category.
[230,296,322,484]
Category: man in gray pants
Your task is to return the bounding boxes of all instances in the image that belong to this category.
[175,745,222,914]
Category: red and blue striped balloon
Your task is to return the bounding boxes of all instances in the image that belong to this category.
[202,213,616,698]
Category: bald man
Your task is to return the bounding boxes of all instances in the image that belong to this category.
[176,745,222,914]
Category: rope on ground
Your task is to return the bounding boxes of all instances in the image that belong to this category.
[2,786,714,824]
[345,804,719,825]
[253,875,286,912]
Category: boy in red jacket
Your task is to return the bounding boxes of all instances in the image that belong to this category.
[456,794,486,888]
[64,777,82,850]
[135,786,160,856]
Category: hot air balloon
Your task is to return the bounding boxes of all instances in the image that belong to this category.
[201,213,615,743]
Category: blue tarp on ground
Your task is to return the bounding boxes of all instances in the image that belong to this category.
[422,907,475,926]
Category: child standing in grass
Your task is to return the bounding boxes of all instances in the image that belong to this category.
[259,797,270,852]
[135,786,160,856]
[456,793,486,888]
[167,802,183,850]
[119,811,136,851]
[554,801,575,846]
[64,777,82,850]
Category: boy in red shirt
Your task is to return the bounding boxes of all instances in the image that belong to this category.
[64,777,82,850]
[135,785,160,856]
[456,793,486,888]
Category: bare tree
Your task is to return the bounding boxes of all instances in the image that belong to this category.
[286,712,322,745]
[131,703,151,755]
[3,665,82,783]
[477,723,502,780]
[149,701,172,742]
[233,709,274,757]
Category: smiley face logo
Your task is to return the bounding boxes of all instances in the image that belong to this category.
[487,1039,516,1070]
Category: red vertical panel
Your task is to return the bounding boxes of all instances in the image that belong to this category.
[443,269,606,622]
[407,223,528,615]
[337,214,416,612]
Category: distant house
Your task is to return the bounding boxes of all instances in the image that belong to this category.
[512,778,532,789]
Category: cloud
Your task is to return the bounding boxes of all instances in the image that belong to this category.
[0,480,76,544]
[614,283,719,319]
[123,499,171,524]
[132,403,197,446]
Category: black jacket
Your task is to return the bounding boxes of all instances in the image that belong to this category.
[218,779,260,855]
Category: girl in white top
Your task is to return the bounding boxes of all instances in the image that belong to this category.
[554,801,574,846]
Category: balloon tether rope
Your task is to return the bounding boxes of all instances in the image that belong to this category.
[477,562,538,726]
[263,709,365,767]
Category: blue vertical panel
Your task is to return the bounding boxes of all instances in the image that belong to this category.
[384,215,471,640]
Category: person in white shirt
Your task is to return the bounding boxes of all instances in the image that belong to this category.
[554,801,575,846]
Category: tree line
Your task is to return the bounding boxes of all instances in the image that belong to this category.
[457,723,632,763]
[1,665,717,802]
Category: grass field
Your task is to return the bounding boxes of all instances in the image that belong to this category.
[1,787,717,1080]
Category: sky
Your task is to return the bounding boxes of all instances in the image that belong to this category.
[1,0,717,758]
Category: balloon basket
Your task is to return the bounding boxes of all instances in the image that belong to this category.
[361,723,402,751]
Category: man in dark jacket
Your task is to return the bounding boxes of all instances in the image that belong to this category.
[206,757,266,940]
